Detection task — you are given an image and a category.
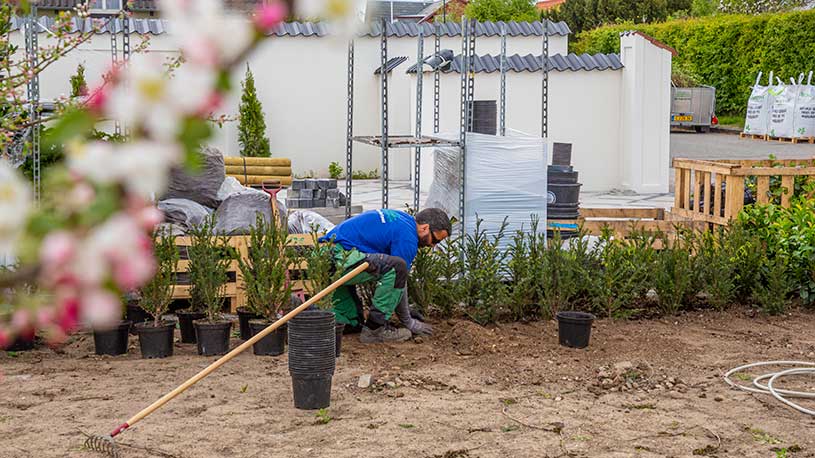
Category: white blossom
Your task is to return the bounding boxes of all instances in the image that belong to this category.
[0,160,33,259]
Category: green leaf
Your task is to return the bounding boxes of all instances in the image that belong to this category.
[179,117,213,160]
[42,109,96,150]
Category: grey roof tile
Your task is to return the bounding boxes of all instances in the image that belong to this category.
[374,56,409,74]
[365,1,435,23]
[406,51,623,73]
[10,16,570,38]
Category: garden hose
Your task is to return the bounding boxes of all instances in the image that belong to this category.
[723,361,815,416]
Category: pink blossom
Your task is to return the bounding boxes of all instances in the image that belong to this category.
[0,329,8,350]
[86,85,108,112]
[58,297,80,332]
[111,247,156,291]
[197,91,224,117]
[68,183,96,208]
[254,2,286,32]
[40,232,77,267]
[11,309,32,334]
[81,290,122,329]
[137,206,164,230]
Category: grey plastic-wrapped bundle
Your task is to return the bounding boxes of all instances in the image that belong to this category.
[768,77,796,138]
[794,71,815,139]
[214,192,272,235]
[158,198,213,232]
[744,71,775,136]
[287,210,335,234]
[164,146,226,209]
[463,132,547,251]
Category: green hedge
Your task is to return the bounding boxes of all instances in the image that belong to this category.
[572,11,815,114]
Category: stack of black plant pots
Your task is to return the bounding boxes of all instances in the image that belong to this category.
[547,143,582,239]
[288,310,336,410]
[469,100,497,135]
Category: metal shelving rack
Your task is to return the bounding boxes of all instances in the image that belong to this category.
[20,3,131,203]
[344,18,550,231]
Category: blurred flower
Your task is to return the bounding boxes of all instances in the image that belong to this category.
[254,2,287,31]
[298,0,365,44]
[81,289,121,329]
[0,160,32,259]
[160,0,254,66]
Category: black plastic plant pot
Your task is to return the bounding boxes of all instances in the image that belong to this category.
[177,310,206,343]
[126,304,151,334]
[291,374,333,410]
[135,321,175,359]
[93,320,132,356]
[237,307,260,340]
[288,310,336,377]
[335,323,345,357]
[556,311,595,349]
[6,334,36,352]
[193,320,232,356]
[249,320,286,356]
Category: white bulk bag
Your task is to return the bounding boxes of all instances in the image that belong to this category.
[768,77,797,139]
[793,71,815,139]
[744,71,773,136]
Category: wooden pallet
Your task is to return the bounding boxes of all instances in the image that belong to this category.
[547,208,704,248]
[739,132,765,140]
[766,135,801,144]
[171,233,319,313]
[672,157,815,226]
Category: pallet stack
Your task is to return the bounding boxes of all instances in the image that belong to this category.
[224,156,293,186]
[287,179,343,209]
[739,132,815,144]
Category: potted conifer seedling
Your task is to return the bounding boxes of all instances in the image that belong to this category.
[135,228,179,358]
[238,215,293,356]
[187,217,233,356]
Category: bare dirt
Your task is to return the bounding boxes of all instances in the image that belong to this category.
[2,309,815,458]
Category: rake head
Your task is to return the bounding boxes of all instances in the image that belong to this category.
[83,434,120,458]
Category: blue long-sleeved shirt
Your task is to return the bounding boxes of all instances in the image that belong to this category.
[320,209,419,270]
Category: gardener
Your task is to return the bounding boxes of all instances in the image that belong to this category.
[320,207,451,343]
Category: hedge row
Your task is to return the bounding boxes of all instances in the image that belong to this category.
[571,10,815,114]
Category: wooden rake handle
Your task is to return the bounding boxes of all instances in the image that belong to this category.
[109,262,369,437]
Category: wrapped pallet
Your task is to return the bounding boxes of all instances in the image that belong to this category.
[744,71,774,136]
[425,131,548,252]
[794,72,815,139]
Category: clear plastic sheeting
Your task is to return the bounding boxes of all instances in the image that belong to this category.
[287,210,336,234]
[424,133,462,220]
[158,198,213,232]
[744,71,774,136]
[794,72,815,139]
[463,132,547,251]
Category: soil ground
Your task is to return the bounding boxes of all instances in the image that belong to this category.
[2,309,815,458]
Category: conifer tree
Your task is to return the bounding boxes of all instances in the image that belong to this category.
[238,64,271,157]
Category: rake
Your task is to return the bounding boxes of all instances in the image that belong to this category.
[84,262,369,458]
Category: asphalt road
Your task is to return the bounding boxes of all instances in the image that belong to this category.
[670,130,815,160]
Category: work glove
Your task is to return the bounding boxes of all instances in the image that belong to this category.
[395,289,433,336]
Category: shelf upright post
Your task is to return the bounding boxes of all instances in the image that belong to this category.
[380,19,390,209]
[345,39,355,219]
[413,26,424,212]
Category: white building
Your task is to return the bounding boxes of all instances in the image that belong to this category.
[10,17,671,193]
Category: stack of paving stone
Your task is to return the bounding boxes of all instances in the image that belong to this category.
[286,179,343,208]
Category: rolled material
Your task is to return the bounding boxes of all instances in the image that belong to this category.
[223,156,291,167]
[230,175,293,186]
[225,165,292,176]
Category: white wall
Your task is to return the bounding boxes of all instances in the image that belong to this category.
[12,27,675,194]
[12,29,565,181]
[410,68,623,192]
[619,33,672,193]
